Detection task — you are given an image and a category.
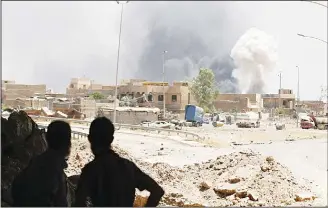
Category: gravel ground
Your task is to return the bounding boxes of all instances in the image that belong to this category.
[64,126,327,207]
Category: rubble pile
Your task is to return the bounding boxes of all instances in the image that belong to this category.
[67,139,316,207]
[1,111,48,206]
[2,111,317,207]
[151,150,315,207]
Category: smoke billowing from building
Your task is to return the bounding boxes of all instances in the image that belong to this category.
[129,2,247,93]
[230,27,278,94]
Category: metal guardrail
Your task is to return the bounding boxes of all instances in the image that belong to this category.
[38,124,88,140]
[34,116,203,140]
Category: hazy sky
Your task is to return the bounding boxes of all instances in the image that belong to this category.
[2,1,327,100]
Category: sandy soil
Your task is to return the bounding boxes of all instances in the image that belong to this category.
[37,119,327,206]
[65,125,327,206]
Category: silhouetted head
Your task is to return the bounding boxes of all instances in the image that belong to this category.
[46,120,72,157]
[88,117,115,154]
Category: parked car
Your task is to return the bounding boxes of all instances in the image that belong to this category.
[300,116,315,129]
[141,121,175,129]
[203,117,210,124]
[235,113,260,128]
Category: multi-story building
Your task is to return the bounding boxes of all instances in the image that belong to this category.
[214,93,263,112]
[262,89,296,109]
[118,79,196,113]
[2,80,47,100]
[66,77,115,97]
[2,80,47,107]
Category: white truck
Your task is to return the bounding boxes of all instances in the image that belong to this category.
[236,113,260,128]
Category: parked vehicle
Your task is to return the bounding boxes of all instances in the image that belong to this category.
[185,105,204,127]
[212,121,224,127]
[203,117,210,124]
[169,119,184,130]
[315,117,328,130]
[275,122,286,130]
[236,113,260,128]
[300,116,315,129]
[141,121,175,129]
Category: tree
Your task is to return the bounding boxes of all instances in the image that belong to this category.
[190,68,219,113]
[90,92,105,100]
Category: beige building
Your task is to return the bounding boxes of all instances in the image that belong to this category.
[214,93,263,112]
[214,89,296,112]
[2,80,47,107]
[118,79,196,113]
[299,100,326,115]
[66,77,115,97]
[262,89,296,109]
[4,98,49,110]
[2,80,47,100]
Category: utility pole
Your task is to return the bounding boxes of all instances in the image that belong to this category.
[162,50,168,118]
[296,66,300,127]
[278,71,282,109]
[113,1,129,124]
[297,33,328,44]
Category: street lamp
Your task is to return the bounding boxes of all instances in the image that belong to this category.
[297,33,328,44]
[301,0,328,8]
[296,66,300,127]
[278,71,282,109]
[113,1,129,124]
[162,50,168,118]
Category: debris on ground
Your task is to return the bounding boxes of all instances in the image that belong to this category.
[67,140,317,207]
[2,112,322,207]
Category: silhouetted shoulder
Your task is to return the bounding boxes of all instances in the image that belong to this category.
[80,160,96,175]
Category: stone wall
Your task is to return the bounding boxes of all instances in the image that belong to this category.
[100,110,158,124]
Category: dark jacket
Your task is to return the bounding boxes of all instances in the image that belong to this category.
[11,149,69,207]
[74,149,164,207]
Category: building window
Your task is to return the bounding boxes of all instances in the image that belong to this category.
[172,95,177,102]
[188,93,191,104]
[158,95,164,102]
[148,94,153,102]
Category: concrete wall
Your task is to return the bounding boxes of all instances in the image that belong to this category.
[262,97,295,109]
[78,98,97,119]
[3,84,47,99]
[101,110,158,125]
[214,99,248,112]
[4,98,48,109]
[214,94,260,112]
[216,93,258,102]
[4,84,46,92]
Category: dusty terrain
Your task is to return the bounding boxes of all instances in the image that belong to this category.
[66,123,327,207]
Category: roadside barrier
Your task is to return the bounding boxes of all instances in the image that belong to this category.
[34,116,203,140]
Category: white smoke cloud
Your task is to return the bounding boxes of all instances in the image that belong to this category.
[230,27,278,94]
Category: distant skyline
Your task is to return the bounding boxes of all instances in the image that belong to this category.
[2,1,327,100]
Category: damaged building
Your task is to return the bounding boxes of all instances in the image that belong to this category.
[118,79,196,113]
[214,88,296,113]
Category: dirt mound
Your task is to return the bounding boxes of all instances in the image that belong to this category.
[151,150,315,207]
[1,111,48,206]
[67,138,316,206]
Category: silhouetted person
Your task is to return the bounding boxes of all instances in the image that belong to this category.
[74,117,164,207]
[12,120,72,207]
